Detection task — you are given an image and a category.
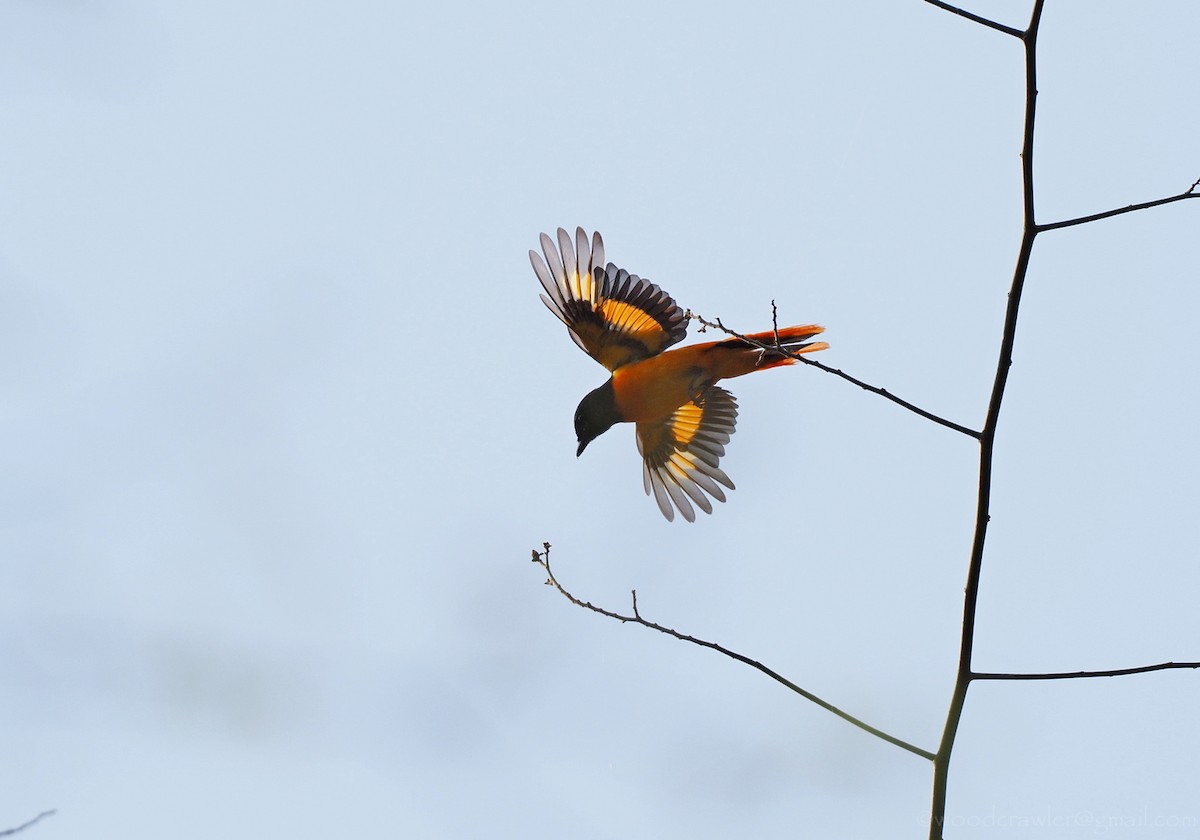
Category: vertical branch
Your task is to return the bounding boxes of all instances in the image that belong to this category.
[928,1,1045,837]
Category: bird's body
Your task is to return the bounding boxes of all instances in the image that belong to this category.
[531,227,827,521]
[606,328,822,423]
[611,346,706,424]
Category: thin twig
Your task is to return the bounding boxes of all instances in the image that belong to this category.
[922,0,1023,38]
[770,299,782,350]
[1036,181,1200,232]
[0,811,56,838]
[974,661,1200,681]
[531,544,935,761]
[689,311,980,439]
[803,358,980,438]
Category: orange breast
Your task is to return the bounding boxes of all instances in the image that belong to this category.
[611,345,714,424]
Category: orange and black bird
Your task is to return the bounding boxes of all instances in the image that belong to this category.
[531,227,828,522]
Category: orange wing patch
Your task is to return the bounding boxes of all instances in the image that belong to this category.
[636,386,738,522]
[531,227,688,371]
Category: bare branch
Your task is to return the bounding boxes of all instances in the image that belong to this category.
[688,310,980,439]
[802,357,980,439]
[0,811,56,838]
[1036,180,1200,232]
[974,661,1200,681]
[922,0,1023,38]
[532,544,935,761]
[930,2,1045,835]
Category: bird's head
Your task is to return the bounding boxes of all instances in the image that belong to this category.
[574,379,621,457]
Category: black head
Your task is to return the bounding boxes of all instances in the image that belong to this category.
[574,379,621,456]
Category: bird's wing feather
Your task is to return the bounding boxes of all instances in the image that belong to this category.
[636,386,737,522]
[531,227,688,371]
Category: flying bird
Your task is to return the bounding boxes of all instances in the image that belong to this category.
[531,227,828,522]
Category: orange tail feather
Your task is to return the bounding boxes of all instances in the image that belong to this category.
[711,324,828,376]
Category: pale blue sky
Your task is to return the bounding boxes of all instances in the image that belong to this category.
[3,1,1198,837]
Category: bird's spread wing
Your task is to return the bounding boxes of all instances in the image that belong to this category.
[530,227,688,371]
[636,386,737,523]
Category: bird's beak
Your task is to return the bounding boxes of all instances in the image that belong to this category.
[576,439,589,457]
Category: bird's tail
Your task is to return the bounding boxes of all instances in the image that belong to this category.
[714,324,828,373]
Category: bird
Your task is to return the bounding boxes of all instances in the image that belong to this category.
[530,227,828,522]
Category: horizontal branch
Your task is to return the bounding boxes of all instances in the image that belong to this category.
[1037,177,1200,232]
[689,309,980,439]
[532,544,935,761]
[922,0,1023,38]
[973,661,1200,681]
